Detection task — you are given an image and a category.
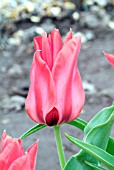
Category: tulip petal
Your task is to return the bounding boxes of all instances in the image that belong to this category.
[48,29,62,62]
[9,155,29,170]
[34,36,42,51]
[41,33,53,70]
[68,69,85,122]
[1,132,24,155]
[1,131,12,151]
[103,51,114,68]
[34,34,53,69]
[25,50,55,124]
[52,36,84,124]
[0,141,23,170]
[9,141,38,170]
[27,141,38,170]
[64,28,73,44]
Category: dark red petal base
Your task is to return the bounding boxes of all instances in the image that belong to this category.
[46,107,59,126]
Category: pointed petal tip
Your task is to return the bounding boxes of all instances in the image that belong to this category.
[2,130,7,139]
[65,133,69,138]
[54,28,59,31]
[69,28,72,33]
[103,51,114,68]
[103,51,107,55]
[64,29,73,44]
[43,32,47,36]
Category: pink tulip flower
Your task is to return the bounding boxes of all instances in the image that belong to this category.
[103,51,114,68]
[26,29,85,126]
[0,131,38,170]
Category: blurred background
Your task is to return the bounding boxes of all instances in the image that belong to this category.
[0,0,114,169]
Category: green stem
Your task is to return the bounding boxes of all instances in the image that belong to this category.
[54,126,66,170]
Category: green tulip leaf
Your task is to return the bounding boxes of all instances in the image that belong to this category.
[67,118,87,131]
[64,151,106,170]
[65,134,114,170]
[106,137,114,156]
[65,105,114,169]
[67,106,114,156]
[20,124,47,140]
[84,105,114,138]
[64,154,95,170]
[84,109,114,150]
[85,161,106,170]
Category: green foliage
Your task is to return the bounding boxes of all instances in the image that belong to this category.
[65,135,114,170]
[67,118,87,131]
[65,105,114,170]
[20,124,47,140]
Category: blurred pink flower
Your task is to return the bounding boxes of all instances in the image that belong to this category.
[0,131,38,170]
[26,29,85,126]
[103,51,114,68]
